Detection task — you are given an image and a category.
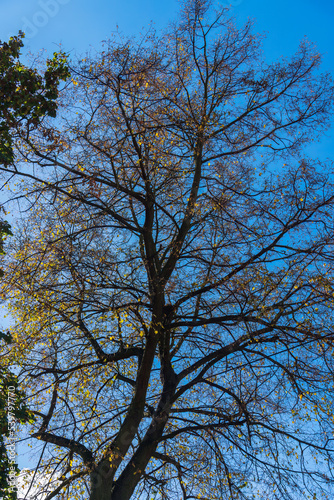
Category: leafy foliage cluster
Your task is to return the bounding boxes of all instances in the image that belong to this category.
[0,221,33,500]
[0,32,69,166]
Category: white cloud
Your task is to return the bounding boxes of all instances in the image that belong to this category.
[17,469,60,500]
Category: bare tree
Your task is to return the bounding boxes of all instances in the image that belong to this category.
[2,1,334,499]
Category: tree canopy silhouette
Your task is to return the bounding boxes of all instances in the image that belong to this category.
[1,1,334,499]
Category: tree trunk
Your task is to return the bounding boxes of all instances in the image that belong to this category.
[89,460,115,500]
[109,369,178,500]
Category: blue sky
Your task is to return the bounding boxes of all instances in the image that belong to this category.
[1,0,333,473]
[0,0,333,70]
